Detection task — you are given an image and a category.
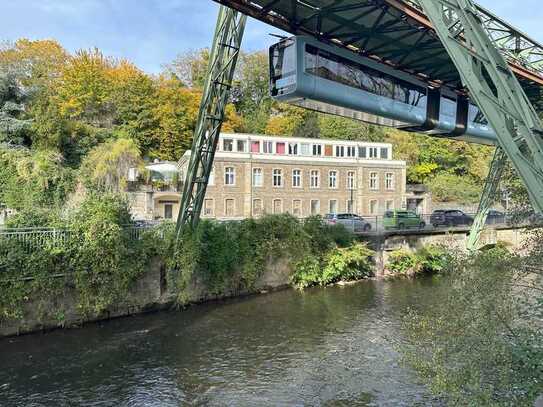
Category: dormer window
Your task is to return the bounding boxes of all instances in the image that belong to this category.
[288,143,298,155]
[237,140,246,152]
[223,139,233,152]
[276,142,286,154]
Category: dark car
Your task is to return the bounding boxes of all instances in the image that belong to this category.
[486,210,506,225]
[430,210,474,228]
[325,213,372,232]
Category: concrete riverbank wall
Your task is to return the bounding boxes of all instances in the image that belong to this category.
[366,226,530,275]
[0,227,530,338]
[0,257,293,338]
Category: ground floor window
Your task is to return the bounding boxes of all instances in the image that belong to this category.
[329,200,338,214]
[369,199,378,215]
[225,199,235,217]
[253,199,263,217]
[204,199,214,216]
[273,199,283,214]
[164,204,173,219]
[386,200,394,211]
[292,199,302,217]
[311,200,320,215]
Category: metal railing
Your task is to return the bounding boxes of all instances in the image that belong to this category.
[0,223,162,251]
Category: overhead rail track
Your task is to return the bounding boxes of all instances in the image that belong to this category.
[212,0,543,106]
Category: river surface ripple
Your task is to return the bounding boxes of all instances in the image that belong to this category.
[0,277,447,406]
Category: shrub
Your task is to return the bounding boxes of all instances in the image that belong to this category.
[386,245,450,276]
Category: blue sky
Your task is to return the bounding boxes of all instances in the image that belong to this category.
[1,0,542,74]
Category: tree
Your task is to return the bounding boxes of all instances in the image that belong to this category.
[80,138,143,192]
[0,71,32,146]
[150,75,201,160]
[108,60,158,155]
[165,49,210,88]
[319,115,385,142]
[0,39,67,89]
[56,48,114,127]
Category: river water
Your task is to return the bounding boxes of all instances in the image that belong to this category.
[0,277,446,406]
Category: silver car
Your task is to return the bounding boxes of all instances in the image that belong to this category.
[324,213,372,232]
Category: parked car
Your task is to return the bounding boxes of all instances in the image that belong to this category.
[324,213,372,232]
[486,209,506,225]
[383,210,425,230]
[430,209,473,228]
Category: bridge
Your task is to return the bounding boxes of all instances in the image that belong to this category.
[176,0,543,250]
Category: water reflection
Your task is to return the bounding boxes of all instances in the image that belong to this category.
[0,278,444,406]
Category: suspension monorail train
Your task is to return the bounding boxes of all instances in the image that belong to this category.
[269,36,497,145]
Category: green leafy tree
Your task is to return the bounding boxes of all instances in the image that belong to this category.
[80,138,143,192]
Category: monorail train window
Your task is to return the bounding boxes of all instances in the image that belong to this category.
[440,96,456,118]
[271,39,296,81]
[468,104,489,126]
[305,44,427,108]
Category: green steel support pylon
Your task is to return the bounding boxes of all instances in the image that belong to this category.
[466,148,507,250]
[417,0,543,216]
[176,6,246,238]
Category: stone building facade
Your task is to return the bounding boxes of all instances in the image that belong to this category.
[177,133,408,220]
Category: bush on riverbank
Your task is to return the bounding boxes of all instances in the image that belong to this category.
[401,243,543,406]
[292,243,374,289]
[386,245,450,277]
[170,214,371,303]
[0,193,166,321]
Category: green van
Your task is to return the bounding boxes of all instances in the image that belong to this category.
[383,210,426,230]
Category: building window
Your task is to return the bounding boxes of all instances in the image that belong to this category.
[359,146,367,158]
[276,142,286,154]
[369,147,378,158]
[386,200,394,211]
[237,140,246,152]
[385,173,394,190]
[301,143,310,156]
[223,139,233,152]
[273,199,283,214]
[311,199,320,215]
[204,199,214,216]
[369,172,379,190]
[292,169,302,188]
[263,141,273,154]
[253,199,263,217]
[347,171,356,190]
[252,168,263,187]
[313,144,322,156]
[208,168,215,186]
[335,145,344,157]
[224,167,235,186]
[329,200,338,214]
[381,147,389,159]
[346,146,356,157]
[293,199,302,217]
[369,199,378,215]
[164,204,173,220]
[310,170,320,188]
[288,143,298,155]
[347,199,355,213]
[273,169,283,187]
[251,141,260,153]
[225,199,235,217]
[329,170,338,189]
[324,145,333,157]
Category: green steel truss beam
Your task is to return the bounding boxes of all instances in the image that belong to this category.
[466,148,507,251]
[176,6,246,237]
[417,0,543,216]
